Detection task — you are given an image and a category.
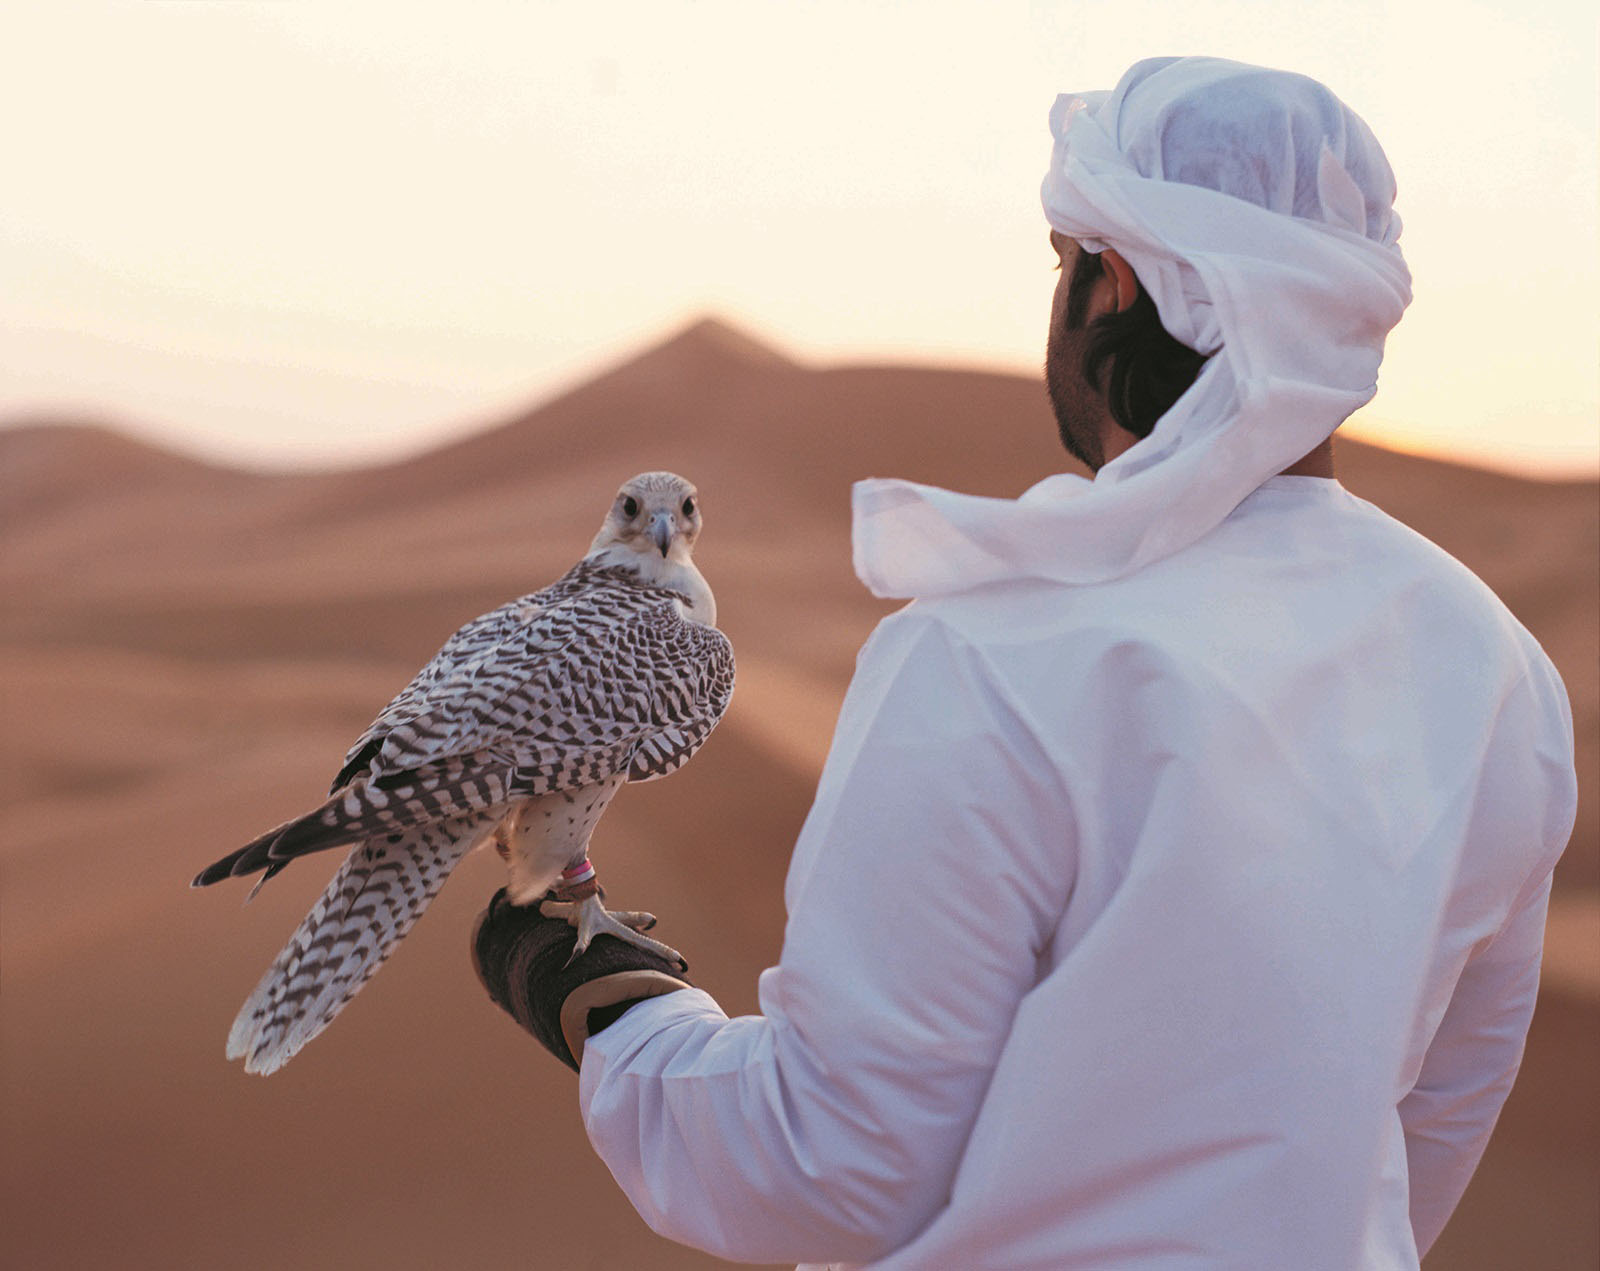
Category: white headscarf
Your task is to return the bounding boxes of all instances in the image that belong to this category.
[853,56,1413,597]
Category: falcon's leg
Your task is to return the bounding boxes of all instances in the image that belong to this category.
[495,782,683,965]
[496,779,626,904]
[539,892,686,969]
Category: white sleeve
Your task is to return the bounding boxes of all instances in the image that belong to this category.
[1398,870,1551,1257]
[578,611,1075,1266]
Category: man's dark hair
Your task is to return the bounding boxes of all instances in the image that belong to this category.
[1065,253,1211,439]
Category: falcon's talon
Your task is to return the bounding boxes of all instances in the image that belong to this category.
[608,909,658,932]
[558,894,684,968]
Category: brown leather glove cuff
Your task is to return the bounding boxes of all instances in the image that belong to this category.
[559,970,691,1068]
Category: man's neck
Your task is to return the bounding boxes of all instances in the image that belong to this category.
[1278,437,1335,478]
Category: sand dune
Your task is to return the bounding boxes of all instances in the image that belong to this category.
[2,317,1594,1269]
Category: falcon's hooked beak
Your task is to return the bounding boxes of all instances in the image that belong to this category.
[649,511,675,557]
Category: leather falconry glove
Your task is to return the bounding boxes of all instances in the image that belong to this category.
[471,887,691,1071]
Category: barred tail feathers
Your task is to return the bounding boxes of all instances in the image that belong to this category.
[226,815,497,1075]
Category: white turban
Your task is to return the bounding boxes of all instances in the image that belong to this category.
[853,56,1413,596]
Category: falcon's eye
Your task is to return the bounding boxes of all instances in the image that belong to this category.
[682,497,696,517]
[622,496,639,518]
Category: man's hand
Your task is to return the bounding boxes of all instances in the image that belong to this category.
[471,888,692,1071]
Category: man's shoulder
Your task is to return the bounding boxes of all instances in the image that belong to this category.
[1309,485,1551,658]
[886,583,1209,707]
[904,481,1551,683]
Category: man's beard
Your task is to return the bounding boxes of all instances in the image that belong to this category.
[1045,319,1103,472]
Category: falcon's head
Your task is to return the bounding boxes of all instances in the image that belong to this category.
[590,471,704,564]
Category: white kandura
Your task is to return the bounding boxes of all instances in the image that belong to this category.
[580,476,1574,1268]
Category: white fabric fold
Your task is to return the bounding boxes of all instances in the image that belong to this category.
[853,56,1413,598]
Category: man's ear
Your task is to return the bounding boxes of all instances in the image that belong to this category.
[1100,249,1139,314]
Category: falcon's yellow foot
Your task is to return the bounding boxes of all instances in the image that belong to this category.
[538,893,686,969]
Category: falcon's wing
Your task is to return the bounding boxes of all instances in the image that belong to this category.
[622,600,735,782]
[329,588,562,793]
[335,566,735,798]
[194,567,734,885]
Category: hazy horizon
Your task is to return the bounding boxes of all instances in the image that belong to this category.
[6,311,1594,486]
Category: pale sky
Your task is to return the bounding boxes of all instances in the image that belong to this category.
[2,1,1595,477]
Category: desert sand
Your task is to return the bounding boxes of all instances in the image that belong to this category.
[2,318,1594,1269]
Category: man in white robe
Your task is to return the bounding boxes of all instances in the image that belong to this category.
[474,56,1577,1269]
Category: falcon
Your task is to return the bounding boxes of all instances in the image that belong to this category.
[193,472,734,1075]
